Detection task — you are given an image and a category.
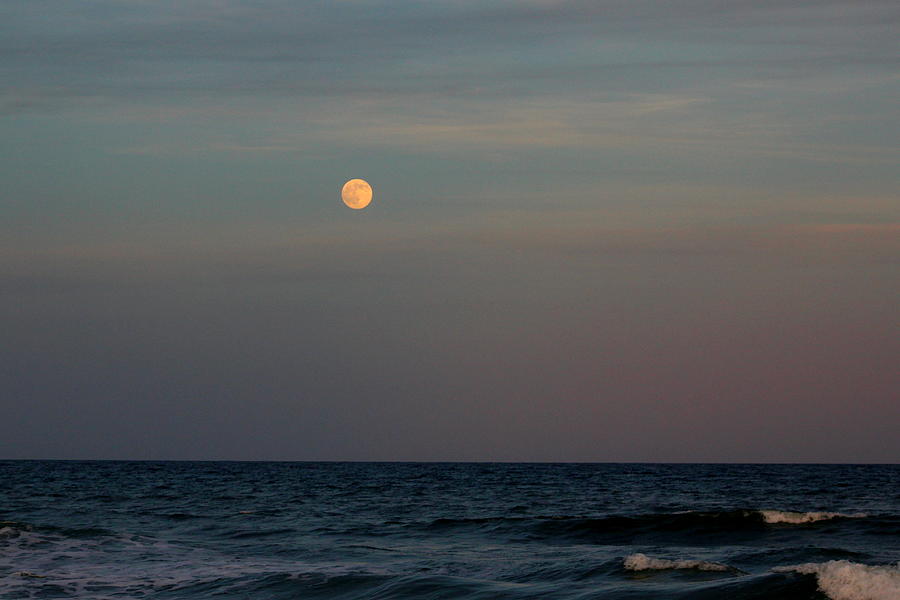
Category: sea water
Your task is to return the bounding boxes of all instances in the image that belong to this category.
[1,462,898,599]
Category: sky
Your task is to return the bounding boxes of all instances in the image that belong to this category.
[1,0,898,462]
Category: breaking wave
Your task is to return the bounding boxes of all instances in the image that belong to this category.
[759,510,868,525]
[623,553,734,572]
[418,508,876,544]
[774,561,900,600]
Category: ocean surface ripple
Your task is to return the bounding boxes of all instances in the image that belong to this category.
[1,462,898,599]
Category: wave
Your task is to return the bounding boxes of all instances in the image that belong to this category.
[419,508,877,543]
[0,525,393,600]
[224,528,296,539]
[161,512,204,520]
[0,520,114,541]
[623,553,734,572]
[12,571,47,579]
[733,546,872,567]
[759,510,868,524]
[774,561,900,600]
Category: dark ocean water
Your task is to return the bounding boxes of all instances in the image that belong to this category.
[1,462,898,599]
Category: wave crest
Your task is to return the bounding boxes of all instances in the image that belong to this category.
[623,553,732,572]
[759,510,868,524]
[418,508,876,544]
[774,560,900,600]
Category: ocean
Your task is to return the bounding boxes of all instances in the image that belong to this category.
[1,461,898,599]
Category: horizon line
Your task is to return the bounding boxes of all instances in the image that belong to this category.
[2,458,897,466]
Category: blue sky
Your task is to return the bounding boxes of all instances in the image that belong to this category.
[1,1,898,461]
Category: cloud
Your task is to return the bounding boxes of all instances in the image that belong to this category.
[312,94,704,148]
[3,218,896,300]
[2,0,897,112]
[3,0,896,174]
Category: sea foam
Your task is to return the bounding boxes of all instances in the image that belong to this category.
[774,561,900,600]
[758,510,867,524]
[623,553,731,572]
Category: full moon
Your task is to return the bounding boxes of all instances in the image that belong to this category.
[341,179,373,210]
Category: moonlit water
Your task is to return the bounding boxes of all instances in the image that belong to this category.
[2,462,898,599]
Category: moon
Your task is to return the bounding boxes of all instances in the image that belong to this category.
[341,179,373,210]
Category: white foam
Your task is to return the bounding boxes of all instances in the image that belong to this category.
[774,561,900,600]
[623,553,731,572]
[0,524,43,546]
[13,571,47,578]
[758,510,867,524]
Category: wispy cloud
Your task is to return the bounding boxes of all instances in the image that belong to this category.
[3,1,897,107]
